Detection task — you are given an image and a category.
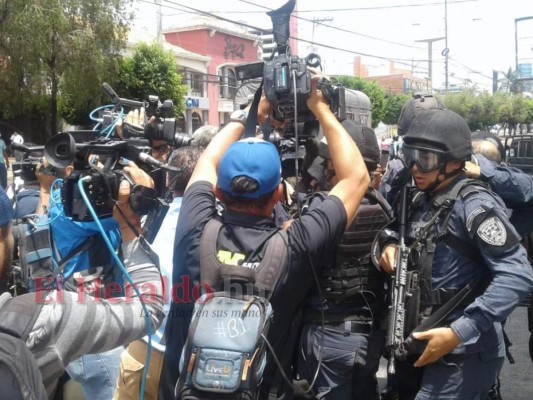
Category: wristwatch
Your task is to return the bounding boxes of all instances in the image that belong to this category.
[230,110,248,125]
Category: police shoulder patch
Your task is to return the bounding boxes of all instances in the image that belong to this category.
[477,217,507,246]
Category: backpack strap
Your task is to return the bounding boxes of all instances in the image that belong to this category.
[0,292,47,341]
[432,179,489,262]
[199,218,289,299]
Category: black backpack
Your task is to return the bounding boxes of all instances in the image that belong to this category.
[176,218,288,400]
[0,293,47,400]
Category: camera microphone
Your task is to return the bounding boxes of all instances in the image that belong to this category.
[125,146,180,172]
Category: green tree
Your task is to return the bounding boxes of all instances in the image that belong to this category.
[116,43,188,117]
[382,93,410,126]
[333,76,385,128]
[0,0,133,139]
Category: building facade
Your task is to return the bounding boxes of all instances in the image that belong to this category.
[163,20,262,132]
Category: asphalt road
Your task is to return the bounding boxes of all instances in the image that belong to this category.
[499,306,533,400]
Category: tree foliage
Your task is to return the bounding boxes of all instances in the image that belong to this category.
[444,91,533,134]
[333,75,385,128]
[382,93,410,126]
[115,43,188,117]
[0,0,133,138]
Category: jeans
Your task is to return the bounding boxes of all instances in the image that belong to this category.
[0,163,7,189]
[297,323,385,400]
[66,346,124,400]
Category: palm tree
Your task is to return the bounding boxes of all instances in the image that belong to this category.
[498,68,523,94]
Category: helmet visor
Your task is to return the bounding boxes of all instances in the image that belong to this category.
[403,144,445,172]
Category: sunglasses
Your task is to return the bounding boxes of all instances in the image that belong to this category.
[402,144,446,172]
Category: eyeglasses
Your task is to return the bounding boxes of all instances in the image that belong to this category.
[403,144,446,172]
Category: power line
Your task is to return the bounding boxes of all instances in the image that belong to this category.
[238,0,426,50]
[208,0,478,13]
[151,0,430,71]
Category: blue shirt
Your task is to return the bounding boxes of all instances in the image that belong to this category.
[49,189,121,280]
[0,186,12,226]
[142,196,182,352]
[475,154,533,237]
[0,139,6,164]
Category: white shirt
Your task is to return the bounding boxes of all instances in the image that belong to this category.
[11,132,24,145]
[142,196,182,352]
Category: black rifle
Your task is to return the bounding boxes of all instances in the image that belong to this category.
[386,185,413,375]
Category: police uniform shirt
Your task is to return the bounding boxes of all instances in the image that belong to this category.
[161,181,347,397]
[475,154,533,237]
[410,175,533,357]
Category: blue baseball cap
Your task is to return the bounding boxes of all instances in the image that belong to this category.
[217,139,281,199]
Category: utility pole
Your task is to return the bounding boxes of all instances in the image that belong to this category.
[311,17,333,53]
[415,37,445,93]
[155,0,162,44]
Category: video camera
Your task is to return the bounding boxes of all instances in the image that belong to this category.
[101,83,192,147]
[234,0,345,126]
[11,142,55,182]
[43,132,162,222]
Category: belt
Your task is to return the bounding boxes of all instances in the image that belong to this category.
[324,320,373,335]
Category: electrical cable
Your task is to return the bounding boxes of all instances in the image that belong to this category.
[139,0,431,70]
[238,0,427,50]
[77,176,153,400]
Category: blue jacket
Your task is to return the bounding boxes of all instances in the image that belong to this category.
[474,154,533,237]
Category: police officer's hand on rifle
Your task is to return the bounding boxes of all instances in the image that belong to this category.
[379,244,397,274]
[411,328,462,367]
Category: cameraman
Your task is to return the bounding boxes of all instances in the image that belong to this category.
[0,162,164,397]
[159,72,370,398]
[34,159,124,399]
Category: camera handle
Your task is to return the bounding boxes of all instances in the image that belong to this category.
[243,80,264,139]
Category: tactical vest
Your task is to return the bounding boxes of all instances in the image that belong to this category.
[199,218,289,296]
[406,179,492,315]
[309,188,392,304]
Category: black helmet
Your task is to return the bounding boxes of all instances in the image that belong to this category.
[318,119,380,171]
[403,109,471,162]
[397,94,446,136]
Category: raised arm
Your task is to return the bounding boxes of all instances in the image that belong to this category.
[307,76,370,227]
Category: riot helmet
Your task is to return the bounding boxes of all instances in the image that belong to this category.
[318,119,380,171]
[403,109,472,165]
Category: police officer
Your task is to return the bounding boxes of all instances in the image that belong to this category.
[297,120,391,400]
[466,131,533,238]
[379,109,533,400]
